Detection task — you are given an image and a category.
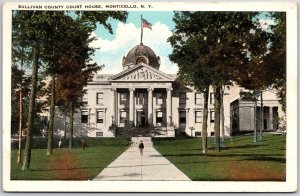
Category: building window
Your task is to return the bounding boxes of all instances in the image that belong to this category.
[263,107,269,129]
[81,111,88,123]
[273,107,279,130]
[120,93,127,105]
[179,92,186,104]
[156,93,163,105]
[210,93,214,105]
[96,132,103,137]
[137,93,145,105]
[82,97,88,105]
[156,111,163,123]
[96,111,104,123]
[210,110,215,123]
[96,92,104,105]
[120,111,127,123]
[179,111,186,123]
[195,111,202,123]
[195,93,202,105]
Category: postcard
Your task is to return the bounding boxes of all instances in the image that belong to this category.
[2,1,298,192]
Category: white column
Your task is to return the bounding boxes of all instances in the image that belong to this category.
[166,88,172,126]
[153,109,157,126]
[129,88,135,127]
[269,107,273,130]
[148,88,153,126]
[115,90,118,126]
[104,109,107,127]
[116,91,119,126]
[111,88,117,127]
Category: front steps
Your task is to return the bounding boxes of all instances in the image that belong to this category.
[116,127,169,137]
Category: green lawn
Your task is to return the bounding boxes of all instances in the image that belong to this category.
[11,138,130,180]
[153,134,286,181]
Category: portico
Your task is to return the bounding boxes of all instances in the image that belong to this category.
[110,85,173,128]
[108,62,175,130]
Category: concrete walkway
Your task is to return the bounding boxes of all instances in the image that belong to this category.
[93,137,191,181]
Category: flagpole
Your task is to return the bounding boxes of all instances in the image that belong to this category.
[141,15,143,44]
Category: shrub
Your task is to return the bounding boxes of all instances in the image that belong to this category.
[278,116,286,133]
[11,137,131,149]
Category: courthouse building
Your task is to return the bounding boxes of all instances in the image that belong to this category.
[52,43,285,138]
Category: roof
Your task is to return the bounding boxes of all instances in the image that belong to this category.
[122,43,160,69]
[109,64,175,82]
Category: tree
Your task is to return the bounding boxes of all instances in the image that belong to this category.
[12,11,62,170]
[266,12,286,112]
[169,11,270,151]
[169,34,212,153]
[56,56,101,150]
[12,21,33,164]
[257,13,285,137]
[23,41,39,170]
[44,11,127,155]
[11,65,46,136]
[54,16,105,149]
[12,10,128,169]
[39,12,78,156]
[11,45,47,164]
[232,12,283,140]
[11,64,27,164]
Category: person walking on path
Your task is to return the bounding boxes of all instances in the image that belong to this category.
[139,140,144,156]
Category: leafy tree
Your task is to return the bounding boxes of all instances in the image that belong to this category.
[169,35,211,153]
[258,12,285,137]
[266,12,286,112]
[169,11,270,151]
[39,12,79,156]
[12,11,62,170]
[55,55,101,150]
[11,65,28,134]
[12,10,127,169]
[75,11,128,34]
[11,64,24,164]
[12,11,42,170]
[12,22,33,164]
[11,65,46,137]
[232,12,284,140]
[54,12,132,149]
[43,11,127,155]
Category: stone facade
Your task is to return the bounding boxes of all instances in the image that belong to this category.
[50,43,284,138]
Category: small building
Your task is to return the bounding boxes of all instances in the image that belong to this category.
[230,89,284,135]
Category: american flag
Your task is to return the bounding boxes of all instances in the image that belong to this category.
[142,19,152,30]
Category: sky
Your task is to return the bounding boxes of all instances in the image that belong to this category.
[89,11,178,74]
[88,11,275,75]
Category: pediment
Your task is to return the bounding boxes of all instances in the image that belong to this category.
[110,64,174,82]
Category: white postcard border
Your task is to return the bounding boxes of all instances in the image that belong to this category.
[2,1,298,192]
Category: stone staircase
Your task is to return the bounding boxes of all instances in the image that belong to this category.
[116,127,169,137]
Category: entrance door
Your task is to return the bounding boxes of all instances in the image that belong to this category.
[141,111,146,127]
[137,111,146,127]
